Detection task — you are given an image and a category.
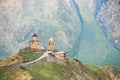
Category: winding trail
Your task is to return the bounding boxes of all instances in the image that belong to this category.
[21,51,53,66]
[0,51,53,70]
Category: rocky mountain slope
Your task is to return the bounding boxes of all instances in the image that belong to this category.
[100,65,120,80]
[0,0,120,67]
[97,0,120,50]
[0,50,110,80]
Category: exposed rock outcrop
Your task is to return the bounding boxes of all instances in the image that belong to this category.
[100,65,120,80]
[0,54,23,67]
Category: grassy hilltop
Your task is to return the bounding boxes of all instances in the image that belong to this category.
[0,49,120,80]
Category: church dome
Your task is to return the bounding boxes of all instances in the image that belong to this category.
[32,33,37,37]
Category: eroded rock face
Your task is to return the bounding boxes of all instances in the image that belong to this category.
[0,54,23,67]
[97,0,120,49]
[100,65,120,80]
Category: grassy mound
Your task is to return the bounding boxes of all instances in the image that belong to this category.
[0,48,43,67]
[0,56,112,80]
[18,49,43,61]
[0,50,119,80]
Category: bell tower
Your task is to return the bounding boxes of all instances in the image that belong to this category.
[48,37,55,51]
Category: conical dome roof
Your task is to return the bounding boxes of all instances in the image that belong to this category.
[32,33,37,37]
[49,37,54,41]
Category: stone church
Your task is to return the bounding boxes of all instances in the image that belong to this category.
[30,33,41,50]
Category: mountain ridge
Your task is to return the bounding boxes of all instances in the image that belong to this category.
[0,0,120,67]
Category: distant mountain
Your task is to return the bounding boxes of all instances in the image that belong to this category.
[97,0,120,50]
[0,0,120,67]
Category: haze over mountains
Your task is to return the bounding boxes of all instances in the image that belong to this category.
[0,0,120,67]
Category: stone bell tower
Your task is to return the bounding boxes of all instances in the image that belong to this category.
[30,33,41,50]
[48,37,55,51]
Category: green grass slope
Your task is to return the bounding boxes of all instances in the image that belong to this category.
[0,55,111,80]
